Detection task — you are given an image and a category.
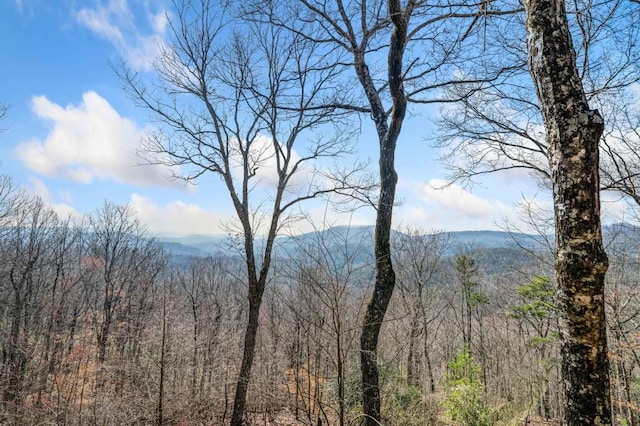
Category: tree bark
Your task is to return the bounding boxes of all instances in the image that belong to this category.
[360,140,398,424]
[230,272,265,425]
[359,1,408,423]
[525,0,612,424]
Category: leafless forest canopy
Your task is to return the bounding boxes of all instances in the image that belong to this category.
[0,185,640,424]
[2,0,640,423]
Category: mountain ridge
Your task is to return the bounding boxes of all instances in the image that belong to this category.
[157,226,550,258]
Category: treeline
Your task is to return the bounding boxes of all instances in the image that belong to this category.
[1,176,639,425]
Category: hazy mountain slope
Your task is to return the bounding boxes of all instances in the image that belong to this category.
[158,226,549,260]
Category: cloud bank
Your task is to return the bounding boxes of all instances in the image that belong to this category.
[129,193,225,236]
[75,0,168,72]
[16,91,180,187]
[394,178,519,231]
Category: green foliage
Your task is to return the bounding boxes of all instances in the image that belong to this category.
[508,275,556,320]
[442,347,494,426]
[455,255,478,292]
[332,362,435,425]
[326,361,361,411]
[446,345,482,386]
[469,291,490,306]
[380,365,434,425]
[455,254,488,307]
[527,333,559,349]
[455,255,478,275]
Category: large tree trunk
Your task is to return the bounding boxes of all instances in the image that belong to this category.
[231,278,264,425]
[525,0,612,424]
[359,1,408,423]
[231,209,277,425]
[360,162,397,424]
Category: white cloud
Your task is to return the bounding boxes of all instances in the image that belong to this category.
[50,203,81,220]
[149,10,169,34]
[391,178,526,231]
[601,192,630,224]
[229,134,308,190]
[26,177,80,220]
[395,205,491,232]
[282,201,375,236]
[415,179,496,218]
[129,193,225,236]
[28,176,52,200]
[75,0,168,72]
[16,91,180,187]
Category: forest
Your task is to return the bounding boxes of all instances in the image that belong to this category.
[1,0,640,424]
[1,181,640,425]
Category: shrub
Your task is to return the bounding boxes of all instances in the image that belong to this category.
[442,346,493,426]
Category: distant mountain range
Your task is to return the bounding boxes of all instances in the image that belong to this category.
[157,223,640,277]
[159,234,235,257]
[157,226,551,259]
[158,223,640,258]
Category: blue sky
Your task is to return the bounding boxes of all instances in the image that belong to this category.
[3,0,613,237]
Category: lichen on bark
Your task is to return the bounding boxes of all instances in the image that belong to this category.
[525,0,612,424]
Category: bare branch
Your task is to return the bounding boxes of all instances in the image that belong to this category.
[0,104,8,133]
[435,0,640,208]
[119,2,371,422]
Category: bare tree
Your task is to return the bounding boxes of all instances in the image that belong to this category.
[436,0,640,203]
[84,202,164,364]
[600,103,640,205]
[0,176,25,228]
[392,228,451,392]
[285,223,372,426]
[120,1,366,423]
[605,226,640,425]
[525,0,612,423]
[0,196,62,405]
[175,256,230,401]
[272,1,507,422]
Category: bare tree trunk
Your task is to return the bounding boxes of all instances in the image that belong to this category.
[423,325,435,393]
[526,0,612,423]
[336,323,345,426]
[191,307,198,398]
[231,282,263,425]
[4,298,27,403]
[360,140,398,426]
[406,313,419,387]
[621,362,636,426]
[360,1,407,423]
[157,288,167,426]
